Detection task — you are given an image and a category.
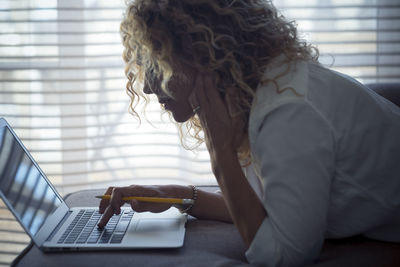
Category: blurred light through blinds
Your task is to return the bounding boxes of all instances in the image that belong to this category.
[0,0,214,197]
[275,0,400,83]
[1,0,400,197]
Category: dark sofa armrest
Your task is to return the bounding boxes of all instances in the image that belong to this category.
[366,83,400,107]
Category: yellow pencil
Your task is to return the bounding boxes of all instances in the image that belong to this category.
[95,195,194,204]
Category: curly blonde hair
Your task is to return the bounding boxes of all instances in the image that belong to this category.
[120,0,318,160]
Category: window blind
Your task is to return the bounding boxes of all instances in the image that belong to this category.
[0,0,399,265]
[1,0,399,194]
[275,0,400,83]
[0,0,214,200]
[1,0,399,197]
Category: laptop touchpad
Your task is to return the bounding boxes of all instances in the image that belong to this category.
[135,218,181,232]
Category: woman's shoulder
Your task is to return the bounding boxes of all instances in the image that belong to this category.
[250,55,378,127]
[250,57,312,123]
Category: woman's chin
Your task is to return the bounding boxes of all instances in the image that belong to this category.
[172,114,189,123]
[164,103,193,123]
[171,111,192,123]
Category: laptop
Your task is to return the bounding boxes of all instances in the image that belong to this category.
[0,117,187,251]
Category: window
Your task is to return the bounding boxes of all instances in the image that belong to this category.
[0,0,214,199]
[1,0,399,265]
[0,0,399,262]
[275,0,400,83]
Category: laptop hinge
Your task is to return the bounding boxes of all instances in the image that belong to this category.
[46,210,72,242]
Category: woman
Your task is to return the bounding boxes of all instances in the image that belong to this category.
[98,0,400,266]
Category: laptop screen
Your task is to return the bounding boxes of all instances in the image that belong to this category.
[0,125,62,236]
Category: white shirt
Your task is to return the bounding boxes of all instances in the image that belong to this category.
[244,56,400,267]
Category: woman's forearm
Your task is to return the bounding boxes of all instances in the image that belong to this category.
[169,184,233,223]
[97,184,232,227]
[211,149,267,247]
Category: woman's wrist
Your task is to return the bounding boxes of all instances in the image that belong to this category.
[167,185,197,212]
[176,185,198,213]
[168,184,195,199]
[210,148,240,182]
[164,185,193,211]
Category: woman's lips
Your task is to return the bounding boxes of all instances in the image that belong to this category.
[158,96,170,103]
[158,98,172,110]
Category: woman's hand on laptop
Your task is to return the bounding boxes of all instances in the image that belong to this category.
[97,185,188,228]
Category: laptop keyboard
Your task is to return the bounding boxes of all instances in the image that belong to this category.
[57,209,134,244]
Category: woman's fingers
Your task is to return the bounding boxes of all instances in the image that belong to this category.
[99,186,128,215]
[97,185,173,228]
[190,72,236,151]
[98,187,130,228]
[109,187,126,215]
[190,73,230,120]
[130,200,171,213]
[99,186,114,214]
[97,205,115,228]
[189,73,203,113]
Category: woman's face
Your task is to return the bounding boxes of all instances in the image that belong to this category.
[143,62,196,123]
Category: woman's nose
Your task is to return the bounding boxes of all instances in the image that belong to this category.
[143,80,153,95]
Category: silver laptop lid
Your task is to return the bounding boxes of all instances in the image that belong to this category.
[0,118,65,246]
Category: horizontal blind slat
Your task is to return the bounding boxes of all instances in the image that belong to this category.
[1,16,400,22]
[2,39,400,47]
[2,4,400,10]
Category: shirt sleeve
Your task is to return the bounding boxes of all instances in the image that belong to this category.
[246,100,335,267]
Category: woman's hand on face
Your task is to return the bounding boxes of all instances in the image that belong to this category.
[97,185,172,228]
[189,73,245,158]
